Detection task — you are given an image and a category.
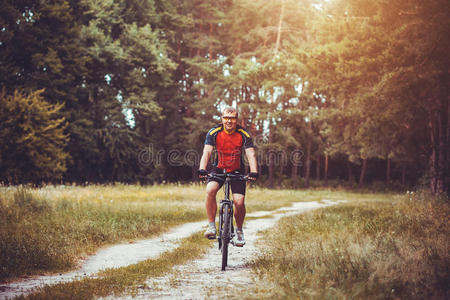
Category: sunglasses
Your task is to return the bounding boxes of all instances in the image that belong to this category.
[222,116,237,121]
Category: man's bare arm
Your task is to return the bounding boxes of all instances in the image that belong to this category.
[199,144,214,170]
[245,147,258,173]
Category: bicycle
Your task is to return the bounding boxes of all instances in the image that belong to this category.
[208,171,248,271]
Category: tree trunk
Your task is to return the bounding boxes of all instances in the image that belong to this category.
[305,136,311,188]
[278,164,284,187]
[192,165,197,182]
[316,156,320,181]
[267,0,284,188]
[436,76,448,194]
[268,124,274,188]
[429,115,438,194]
[291,162,298,189]
[358,158,367,189]
[401,164,406,186]
[268,152,274,188]
[197,11,203,57]
[324,154,329,186]
[386,157,391,185]
[274,0,285,55]
[347,160,354,184]
[429,73,449,195]
[208,23,213,60]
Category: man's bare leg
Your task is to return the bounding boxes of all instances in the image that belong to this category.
[233,193,245,229]
[205,181,220,222]
[232,193,246,246]
[204,181,220,239]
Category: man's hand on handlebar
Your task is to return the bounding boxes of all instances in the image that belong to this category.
[248,172,259,181]
[198,169,208,179]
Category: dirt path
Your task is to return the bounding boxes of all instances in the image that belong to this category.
[0,221,205,299]
[1,200,342,299]
[103,200,342,299]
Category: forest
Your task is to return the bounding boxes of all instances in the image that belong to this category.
[0,0,448,194]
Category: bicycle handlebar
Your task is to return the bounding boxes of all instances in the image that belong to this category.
[207,173,249,181]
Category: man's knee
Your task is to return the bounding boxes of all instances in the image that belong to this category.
[233,194,245,207]
[206,182,220,199]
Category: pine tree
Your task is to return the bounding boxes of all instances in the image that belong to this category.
[0,89,69,183]
[302,0,449,192]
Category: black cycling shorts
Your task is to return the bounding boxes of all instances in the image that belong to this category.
[207,170,246,196]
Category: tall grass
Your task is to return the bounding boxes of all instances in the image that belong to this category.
[0,184,206,281]
[20,232,212,300]
[250,191,449,299]
[1,183,340,282]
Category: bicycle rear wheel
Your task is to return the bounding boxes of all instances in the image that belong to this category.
[221,204,230,271]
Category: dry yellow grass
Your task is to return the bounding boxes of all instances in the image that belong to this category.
[0,184,206,281]
[250,191,449,299]
[1,183,341,281]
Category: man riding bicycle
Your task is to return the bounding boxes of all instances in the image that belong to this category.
[198,106,258,247]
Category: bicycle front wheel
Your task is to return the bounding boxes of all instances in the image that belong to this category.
[221,204,230,271]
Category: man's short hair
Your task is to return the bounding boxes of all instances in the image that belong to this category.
[222,106,238,118]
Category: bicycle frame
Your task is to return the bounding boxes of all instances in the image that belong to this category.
[208,171,247,271]
[218,175,234,250]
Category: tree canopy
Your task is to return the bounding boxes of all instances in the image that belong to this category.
[0,0,448,194]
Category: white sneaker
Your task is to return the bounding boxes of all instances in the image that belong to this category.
[232,229,245,247]
[204,226,216,239]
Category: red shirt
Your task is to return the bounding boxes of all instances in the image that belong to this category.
[205,125,254,172]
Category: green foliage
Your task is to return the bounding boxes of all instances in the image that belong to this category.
[75,0,180,182]
[0,0,447,190]
[303,0,449,191]
[0,89,69,182]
